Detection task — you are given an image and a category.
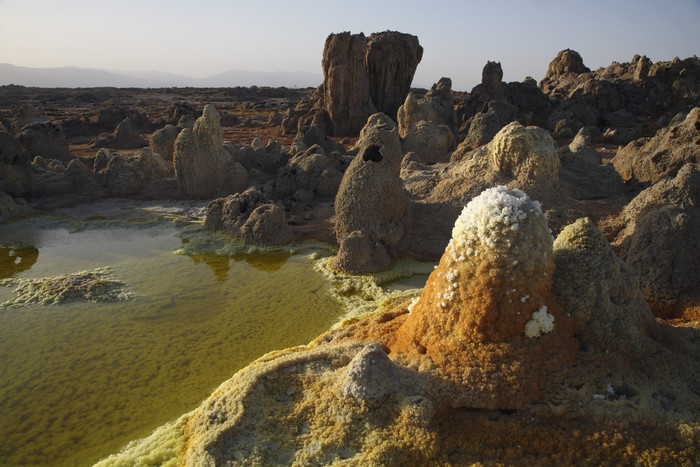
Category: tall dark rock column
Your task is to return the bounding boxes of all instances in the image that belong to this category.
[322,32,375,136]
[365,31,423,120]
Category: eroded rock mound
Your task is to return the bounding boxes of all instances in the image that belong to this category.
[612,107,700,183]
[331,114,407,273]
[611,163,700,319]
[204,187,293,246]
[539,49,591,95]
[93,117,148,149]
[392,186,574,409]
[558,128,625,199]
[490,122,560,182]
[149,124,180,161]
[178,186,699,466]
[173,105,249,199]
[16,122,72,163]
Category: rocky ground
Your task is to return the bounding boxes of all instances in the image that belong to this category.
[2,31,699,465]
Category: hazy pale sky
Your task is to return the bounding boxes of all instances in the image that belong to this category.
[0,0,698,90]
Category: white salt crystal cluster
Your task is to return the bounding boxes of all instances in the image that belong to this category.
[449,185,545,259]
[524,305,555,338]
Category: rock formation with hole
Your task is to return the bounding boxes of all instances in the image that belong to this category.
[177,187,699,465]
[331,113,408,272]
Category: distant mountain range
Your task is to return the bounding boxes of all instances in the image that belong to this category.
[0,63,323,89]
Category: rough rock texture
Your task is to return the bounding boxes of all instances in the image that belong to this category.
[456,61,530,149]
[94,117,148,149]
[149,124,180,161]
[397,78,458,162]
[204,187,293,246]
[365,31,423,120]
[332,114,407,272]
[329,230,391,274]
[559,128,625,199]
[305,30,422,136]
[179,187,699,466]
[0,130,33,197]
[99,148,170,196]
[173,105,249,199]
[539,49,591,95]
[12,105,50,132]
[274,145,343,200]
[401,121,455,165]
[612,107,700,183]
[489,122,560,182]
[460,101,504,150]
[392,187,573,409]
[539,50,700,144]
[321,32,375,136]
[16,122,73,163]
[610,163,700,320]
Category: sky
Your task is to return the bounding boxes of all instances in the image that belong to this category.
[0,0,698,91]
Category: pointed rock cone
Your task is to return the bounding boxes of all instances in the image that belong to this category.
[391,186,576,409]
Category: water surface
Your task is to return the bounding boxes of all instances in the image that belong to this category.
[0,204,341,466]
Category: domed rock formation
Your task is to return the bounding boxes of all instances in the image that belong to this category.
[331,113,408,273]
[391,186,575,409]
[149,124,180,161]
[539,49,591,95]
[174,187,699,466]
[401,120,455,165]
[610,163,700,320]
[204,187,294,247]
[173,105,250,199]
[93,117,148,150]
[397,78,458,139]
[612,107,700,184]
[16,121,73,163]
[490,122,560,182]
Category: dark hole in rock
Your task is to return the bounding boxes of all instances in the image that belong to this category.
[694,120,700,131]
[362,145,383,162]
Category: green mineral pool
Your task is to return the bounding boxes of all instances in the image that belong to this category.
[0,201,345,466]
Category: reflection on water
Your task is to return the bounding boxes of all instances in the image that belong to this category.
[0,213,341,467]
[0,245,39,279]
[185,249,293,281]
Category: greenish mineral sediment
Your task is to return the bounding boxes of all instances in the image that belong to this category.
[0,267,134,308]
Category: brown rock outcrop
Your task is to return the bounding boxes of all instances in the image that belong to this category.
[149,124,180,161]
[173,105,249,199]
[365,31,423,120]
[539,49,591,95]
[179,187,699,466]
[314,30,423,136]
[612,107,700,183]
[392,186,575,409]
[331,114,407,272]
[0,130,33,197]
[321,32,375,136]
[93,117,148,149]
[204,187,293,246]
[611,163,700,320]
[16,122,72,163]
